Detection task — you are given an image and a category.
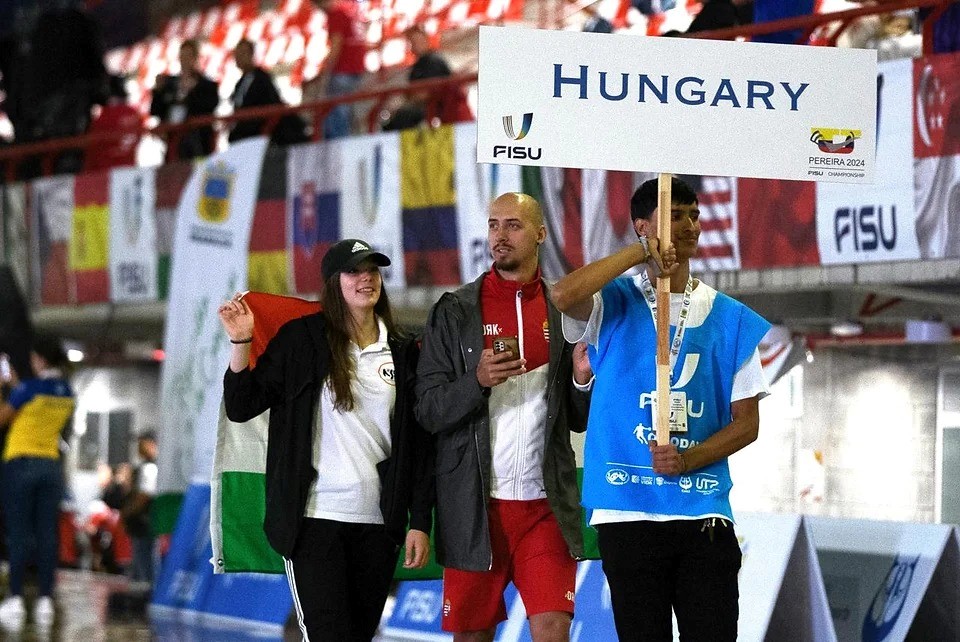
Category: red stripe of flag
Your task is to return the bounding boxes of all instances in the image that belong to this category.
[606,170,633,238]
[698,218,733,233]
[74,171,109,206]
[696,245,735,259]
[561,168,584,270]
[697,190,732,206]
[250,199,285,252]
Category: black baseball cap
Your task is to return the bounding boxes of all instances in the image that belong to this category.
[321,239,391,280]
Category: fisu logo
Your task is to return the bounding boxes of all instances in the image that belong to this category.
[672,353,700,389]
[494,113,541,160]
[502,113,533,140]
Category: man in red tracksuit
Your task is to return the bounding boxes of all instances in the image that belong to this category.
[416,193,592,642]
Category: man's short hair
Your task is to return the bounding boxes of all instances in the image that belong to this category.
[630,176,699,221]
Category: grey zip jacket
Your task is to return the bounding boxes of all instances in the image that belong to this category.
[415,273,588,571]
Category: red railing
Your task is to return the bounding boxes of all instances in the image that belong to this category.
[0,0,955,180]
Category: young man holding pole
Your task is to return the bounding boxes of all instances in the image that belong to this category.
[550,176,771,642]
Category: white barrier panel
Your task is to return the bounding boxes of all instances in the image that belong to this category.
[385,515,836,641]
[807,517,958,642]
[737,513,836,642]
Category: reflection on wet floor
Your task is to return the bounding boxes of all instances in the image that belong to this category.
[0,570,308,642]
[0,570,419,641]
[1,570,151,642]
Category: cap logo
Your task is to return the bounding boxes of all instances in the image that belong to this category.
[351,241,369,253]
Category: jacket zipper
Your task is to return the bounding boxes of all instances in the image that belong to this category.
[513,289,525,499]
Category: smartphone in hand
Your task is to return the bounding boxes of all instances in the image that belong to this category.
[492,336,520,360]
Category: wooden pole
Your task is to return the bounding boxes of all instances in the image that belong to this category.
[655,173,672,447]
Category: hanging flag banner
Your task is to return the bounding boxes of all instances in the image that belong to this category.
[400,126,462,286]
[913,51,960,259]
[30,176,73,305]
[340,132,405,289]
[816,58,919,264]
[109,166,158,302]
[478,27,877,183]
[158,137,269,496]
[287,141,343,295]
[454,123,522,283]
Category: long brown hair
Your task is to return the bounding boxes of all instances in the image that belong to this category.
[320,269,399,412]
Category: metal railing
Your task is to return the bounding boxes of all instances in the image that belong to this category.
[0,0,955,180]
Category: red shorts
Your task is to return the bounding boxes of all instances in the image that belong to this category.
[441,498,576,632]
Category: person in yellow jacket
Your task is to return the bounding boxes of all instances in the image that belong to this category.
[0,335,74,630]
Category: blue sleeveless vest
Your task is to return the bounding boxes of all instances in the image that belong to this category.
[582,277,771,520]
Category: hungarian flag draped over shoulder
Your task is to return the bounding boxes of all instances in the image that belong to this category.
[211,292,444,580]
[211,291,320,574]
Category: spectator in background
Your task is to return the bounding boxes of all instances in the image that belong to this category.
[868,10,922,60]
[313,0,367,139]
[86,463,133,574]
[229,39,307,144]
[0,335,74,631]
[582,5,615,33]
[687,0,741,33]
[85,75,142,172]
[121,431,157,585]
[29,2,106,143]
[382,25,471,131]
[150,39,219,160]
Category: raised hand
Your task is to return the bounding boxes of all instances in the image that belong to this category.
[646,238,680,278]
[217,292,255,342]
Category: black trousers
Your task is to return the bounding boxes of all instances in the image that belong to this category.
[284,518,399,641]
[596,519,742,642]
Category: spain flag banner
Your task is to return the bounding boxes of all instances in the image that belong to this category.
[31,172,110,305]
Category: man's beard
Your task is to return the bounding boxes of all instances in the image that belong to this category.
[494,255,520,272]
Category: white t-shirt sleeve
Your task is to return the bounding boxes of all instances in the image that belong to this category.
[561,292,604,346]
[138,462,158,496]
[731,349,770,402]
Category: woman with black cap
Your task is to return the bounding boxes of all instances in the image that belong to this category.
[218,239,433,641]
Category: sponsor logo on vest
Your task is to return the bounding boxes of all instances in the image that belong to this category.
[606,468,629,485]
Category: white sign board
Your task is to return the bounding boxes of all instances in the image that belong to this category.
[737,513,836,642]
[478,27,877,184]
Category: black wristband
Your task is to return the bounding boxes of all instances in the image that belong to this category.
[230,337,253,344]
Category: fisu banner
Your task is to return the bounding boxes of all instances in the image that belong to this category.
[815,58,919,264]
[109,166,159,302]
[158,137,269,495]
[478,27,877,183]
